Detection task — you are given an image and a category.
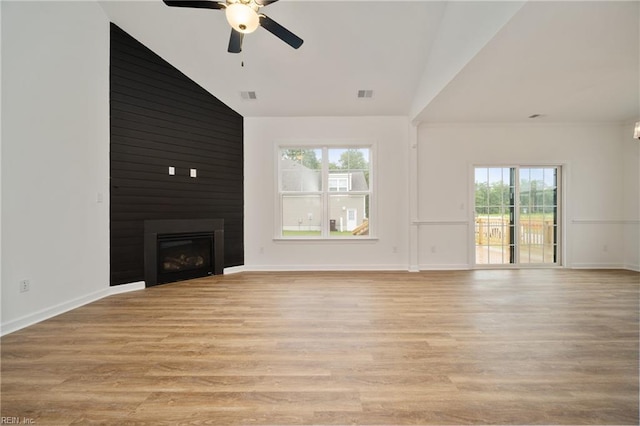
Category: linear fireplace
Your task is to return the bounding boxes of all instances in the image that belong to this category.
[144,219,224,287]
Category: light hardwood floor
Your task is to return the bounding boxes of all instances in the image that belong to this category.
[1,269,638,425]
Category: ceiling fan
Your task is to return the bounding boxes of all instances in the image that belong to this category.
[163,0,303,53]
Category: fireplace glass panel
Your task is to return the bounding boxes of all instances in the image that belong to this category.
[157,233,213,281]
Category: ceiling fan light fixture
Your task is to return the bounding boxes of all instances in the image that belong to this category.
[225,3,260,34]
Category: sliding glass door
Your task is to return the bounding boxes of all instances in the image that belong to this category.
[474,167,514,265]
[474,166,560,266]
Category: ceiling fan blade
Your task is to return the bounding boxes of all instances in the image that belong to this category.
[256,0,279,6]
[162,1,224,10]
[259,14,303,49]
[228,29,244,53]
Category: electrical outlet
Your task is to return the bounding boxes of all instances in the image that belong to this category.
[19,279,30,293]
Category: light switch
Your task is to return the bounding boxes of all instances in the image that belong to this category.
[190,168,197,178]
[168,166,175,175]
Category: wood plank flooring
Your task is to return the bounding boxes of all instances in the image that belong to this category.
[1,269,638,425]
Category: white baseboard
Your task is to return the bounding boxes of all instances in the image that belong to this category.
[109,281,146,295]
[242,264,409,272]
[1,287,109,336]
[224,266,247,274]
[624,263,640,272]
[418,264,471,271]
[570,263,627,269]
[1,282,146,336]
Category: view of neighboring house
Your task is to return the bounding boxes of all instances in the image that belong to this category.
[280,157,369,234]
[328,171,368,232]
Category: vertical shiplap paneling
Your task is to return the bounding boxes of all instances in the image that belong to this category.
[110,24,243,286]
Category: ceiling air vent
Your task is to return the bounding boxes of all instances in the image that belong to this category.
[241,91,257,100]
[357,90,374,99]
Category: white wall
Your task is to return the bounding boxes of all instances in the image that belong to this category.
[245,118,637,272]
[410,0,525,122]
[0,0,4,327]
[244,116,410,270]
[415,122,636,270]
[622,121,640,270]
[1,1,110,334]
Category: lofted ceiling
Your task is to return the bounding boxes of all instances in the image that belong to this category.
[99,0,639,123]
[418,0,640,124]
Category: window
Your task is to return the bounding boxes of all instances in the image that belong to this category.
[474,166,561,265]
[328,175,350,192]
[278,147,372,238]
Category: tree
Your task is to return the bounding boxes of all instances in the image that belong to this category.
[281,148,320,170]
[520,179,554,214]
[475,181,511,216]
[330,149,370,184]
[336,149,368,171]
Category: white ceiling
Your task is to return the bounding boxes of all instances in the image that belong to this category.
[100,0,639,123]
[418,0,640,124]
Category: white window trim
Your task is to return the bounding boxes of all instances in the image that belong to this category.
[275,141,376,240]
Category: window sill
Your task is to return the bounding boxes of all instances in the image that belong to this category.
[273,237,378,243]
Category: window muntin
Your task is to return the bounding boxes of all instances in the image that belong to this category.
[279,146,372,239]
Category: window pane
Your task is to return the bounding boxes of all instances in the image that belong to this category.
[475,167,513,265]
[281,195,322,237]
[518,167,558,265]
[280,148,322,192]
[328,148,370,189]
[328,194,369,237]
[543,168,557,193]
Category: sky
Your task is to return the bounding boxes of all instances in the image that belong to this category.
[475,167,556,187]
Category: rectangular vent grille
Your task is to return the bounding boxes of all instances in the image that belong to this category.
[357,90,373,99]
[241,91,257,100]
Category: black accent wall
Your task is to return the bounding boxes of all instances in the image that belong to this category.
[110,23,244,286]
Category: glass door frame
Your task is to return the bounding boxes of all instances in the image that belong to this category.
[470,164,563,268]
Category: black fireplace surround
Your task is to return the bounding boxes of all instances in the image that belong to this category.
[144,219,224,287]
